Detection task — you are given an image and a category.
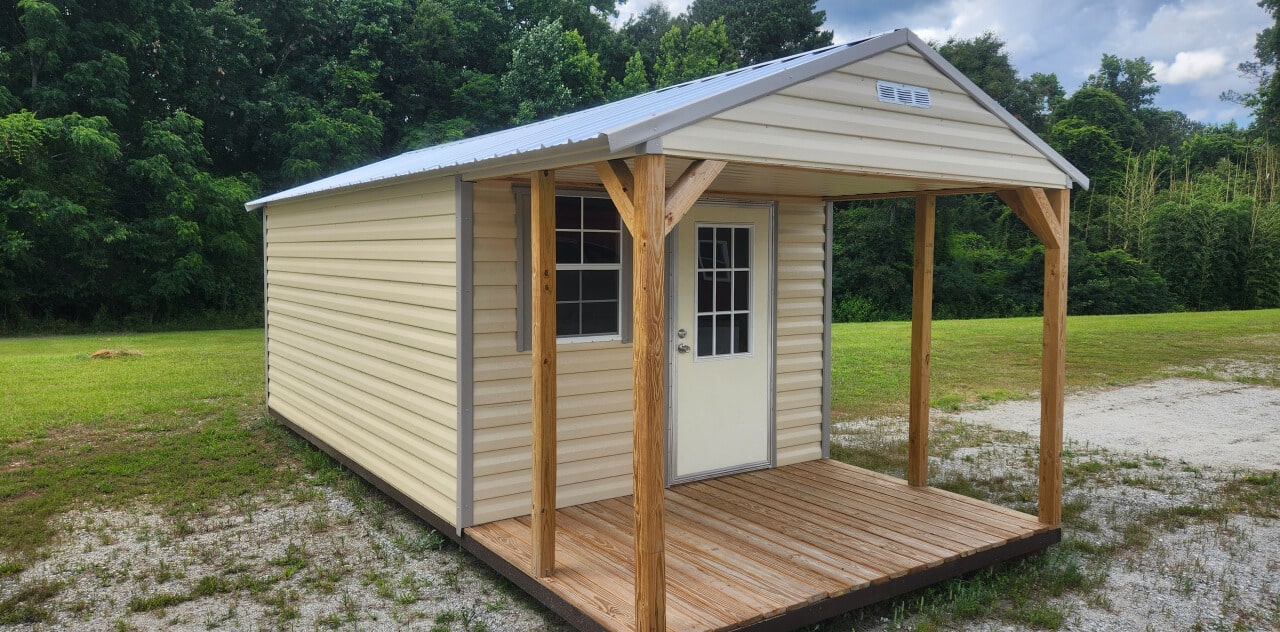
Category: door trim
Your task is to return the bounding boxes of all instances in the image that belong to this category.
[665,198,777,486]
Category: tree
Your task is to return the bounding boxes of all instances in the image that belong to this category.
[1083,54,1159,111]
[607,51,651,100]
[502,18,605,123]
[654,18,736,87]
[686,0,832,65]
[1056,87,1146,150]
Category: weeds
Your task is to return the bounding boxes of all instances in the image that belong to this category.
[0,579,61,624]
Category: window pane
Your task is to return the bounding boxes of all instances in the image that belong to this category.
[733,271,749,311]
[581,231,620,263]
[698,227,713,269]
[697,271,713,313]
[581,269,618,300]
[697,315,713,357]
[714,228,731,268]
[734,313,749,354]
[714,271,731,311]
[557,302,579,337]
[555,196,580,229]
[715,314,731,355]
[581,197,618,229]
[734,228,749,268]
[556,269,580,302]
[556,231,581,264]
[580,301,618,335]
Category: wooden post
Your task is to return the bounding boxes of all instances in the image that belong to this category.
[631,154,667,632]
[530,169,557,576]
[1039,189,1070,526]
[908,194,935,487]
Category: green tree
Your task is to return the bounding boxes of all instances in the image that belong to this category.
[607,51,651,100]
[1056,88,1146,149]
[655,18,737,87]
[503,18,605,123]
[1083,54,1160,111]
[686,0,832,65]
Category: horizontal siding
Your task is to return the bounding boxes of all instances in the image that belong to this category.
[775,199,826,467]
[468,180,635,525]
[265,178,459,526]
[663,45,1068,189]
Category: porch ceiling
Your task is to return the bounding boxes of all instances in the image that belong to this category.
[541,157,1011,201]
[464,459,1058,632]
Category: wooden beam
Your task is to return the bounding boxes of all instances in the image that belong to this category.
[663,159,727,235]
[530,169,558,577]
[631,154,668,632]
[908,194,935,487]
[595,159,636,234]
[1039,189,1070,526]
[998,188,1062,250]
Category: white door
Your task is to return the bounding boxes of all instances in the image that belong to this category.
[670,203,773,483]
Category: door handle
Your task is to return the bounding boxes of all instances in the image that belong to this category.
[677,343,691,354]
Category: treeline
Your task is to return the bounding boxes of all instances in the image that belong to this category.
[0,0,1276,331]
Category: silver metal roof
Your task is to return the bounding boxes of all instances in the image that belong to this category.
[246,29,1087,211]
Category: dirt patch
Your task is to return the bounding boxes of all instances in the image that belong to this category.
[957,377,1280,472]
[88,349,143,359]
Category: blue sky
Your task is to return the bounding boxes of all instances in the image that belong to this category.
[615,0,1272,125]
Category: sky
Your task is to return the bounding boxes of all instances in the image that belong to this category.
[613,0,1272,126]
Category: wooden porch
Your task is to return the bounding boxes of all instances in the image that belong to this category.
[464,459,1060,632]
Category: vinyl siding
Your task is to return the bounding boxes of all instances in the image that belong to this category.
[774,199,827,466]
[264,178,460,526]
[469,180,635,526]
[662,46,1069,190]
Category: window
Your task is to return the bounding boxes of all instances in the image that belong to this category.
[514,188,631,349]
[695,225,752,358]
[555,195,623,338]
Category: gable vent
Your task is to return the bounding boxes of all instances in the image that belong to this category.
[876,80,931,108]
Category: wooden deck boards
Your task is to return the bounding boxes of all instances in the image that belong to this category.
[464,459,1057,632]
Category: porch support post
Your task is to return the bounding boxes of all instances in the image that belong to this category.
[530,169,557,576]
[1039,188,1070,526]
[908,194,935,487]
[632,154,668,632]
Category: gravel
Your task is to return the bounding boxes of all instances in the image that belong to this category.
[4,375,1278,631]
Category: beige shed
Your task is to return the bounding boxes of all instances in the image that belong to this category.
[246,28,1086,632]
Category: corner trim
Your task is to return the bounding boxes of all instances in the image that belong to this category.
[821,201,834,460]
[261,206,270,408]
[456,177,476,533]
[269,407,461,543]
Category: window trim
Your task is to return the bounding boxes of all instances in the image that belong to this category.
[514,186,633,351]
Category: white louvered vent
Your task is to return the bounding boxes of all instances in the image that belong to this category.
[876,80,931,108]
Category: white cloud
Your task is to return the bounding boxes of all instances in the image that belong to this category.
[1152,50,1229,85]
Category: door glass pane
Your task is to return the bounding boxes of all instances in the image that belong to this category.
[733,313,749,354]
[698,227,714,268]
[733,271,748,310]
[715,314,731,355]
[714,271,731,311]
[697,271,713,312]
[714,228,730,268]
[697,315,713,356]
[733,228,749,268]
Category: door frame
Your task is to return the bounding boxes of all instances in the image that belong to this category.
[664,198,778,486]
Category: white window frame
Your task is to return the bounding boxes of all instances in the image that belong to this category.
[513,187,632,351]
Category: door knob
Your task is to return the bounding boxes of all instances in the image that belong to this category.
[677,343,691,353]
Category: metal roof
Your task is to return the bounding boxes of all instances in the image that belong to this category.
[246,29,1087,211]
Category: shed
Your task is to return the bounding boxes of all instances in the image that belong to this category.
[246,28,1085,632]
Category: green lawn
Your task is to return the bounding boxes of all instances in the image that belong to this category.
[1,310,1277,560]
[832,308,1280,419]
[0,329,297,556]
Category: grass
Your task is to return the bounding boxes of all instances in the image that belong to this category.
[832,308,1280,419]
[0,329,300,556]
